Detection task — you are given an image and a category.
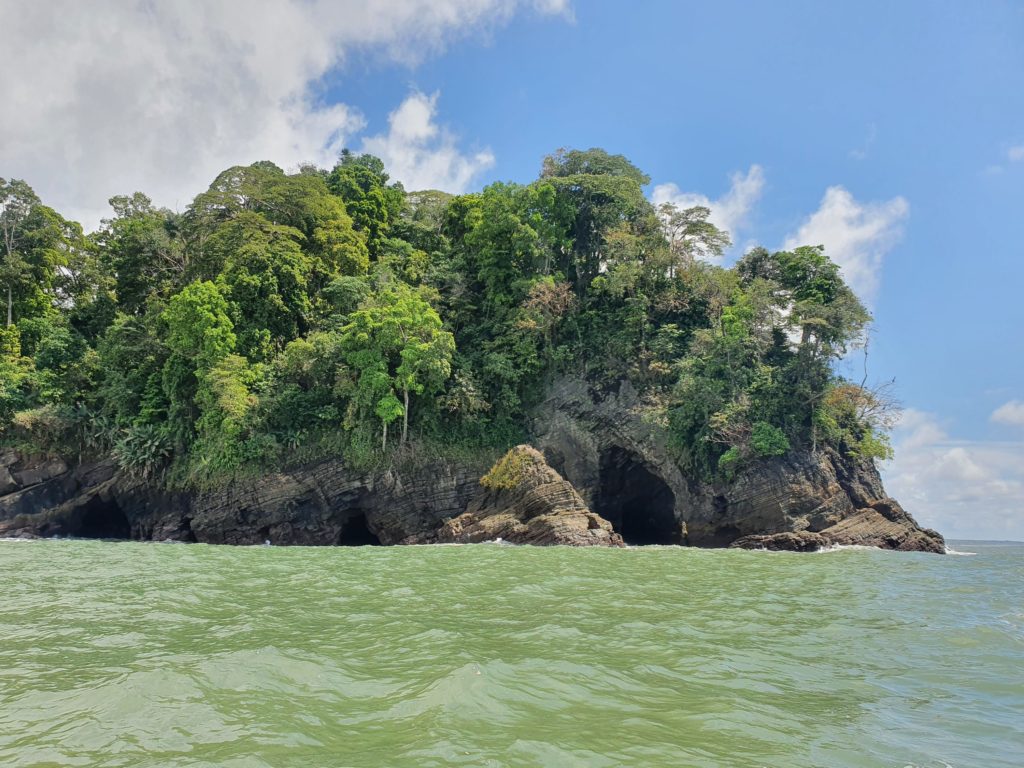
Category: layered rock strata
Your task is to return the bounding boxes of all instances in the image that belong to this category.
[0,376,944,553]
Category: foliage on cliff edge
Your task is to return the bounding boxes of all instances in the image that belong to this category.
[0,149,895,484]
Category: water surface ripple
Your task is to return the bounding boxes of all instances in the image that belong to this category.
[1,540,1021,767]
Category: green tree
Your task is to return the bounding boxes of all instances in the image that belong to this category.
[0,179,70,328]
[161,281,236,443]
[327,151,405,258]
[540,148,653,293]
[96,193,185,314]
[206,212,312,358]
[340,283,454,449]
[657,203,731,275]
[0,178,38,327]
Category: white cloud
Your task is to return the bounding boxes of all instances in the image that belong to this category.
[991,400,1024,427]
[882,409,1024,541]
[1008,145,1024,162]
[783,187,908,302]
[359,92,495,193]
[0,0,569,230]
[650,165,765,259]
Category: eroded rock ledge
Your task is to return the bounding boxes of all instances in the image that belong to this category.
[0,377,945,553]
[729,497,947,554]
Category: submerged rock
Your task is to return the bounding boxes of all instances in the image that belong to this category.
[730,531,831,552]
[409,445,624,547]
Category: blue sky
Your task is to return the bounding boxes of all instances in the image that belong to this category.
[2,0,1022,538]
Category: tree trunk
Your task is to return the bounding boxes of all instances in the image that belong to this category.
[382,421,388,453]
[402,387,409,445]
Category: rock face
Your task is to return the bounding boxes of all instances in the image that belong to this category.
[0,375,945,552]
[409,445,623,546]
[729,498,947,554]
[530,376,944,553]
[0,449,485,546]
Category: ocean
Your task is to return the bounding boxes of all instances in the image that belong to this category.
[1,539,1021,767]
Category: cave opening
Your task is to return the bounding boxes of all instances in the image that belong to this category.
[597,447,679,545]
[74,495,132,540]
[337,511,382,546]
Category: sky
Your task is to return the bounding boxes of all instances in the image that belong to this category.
[1,0,1022,539]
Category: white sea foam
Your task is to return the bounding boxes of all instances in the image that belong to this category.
[944,546,977,556]
[811,543,885,554]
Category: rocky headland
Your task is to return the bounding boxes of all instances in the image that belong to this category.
[0,376,944,553]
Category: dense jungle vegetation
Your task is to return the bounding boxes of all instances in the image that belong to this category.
[0,149,895,486]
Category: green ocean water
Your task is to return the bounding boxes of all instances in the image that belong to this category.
[0,540,1021,768]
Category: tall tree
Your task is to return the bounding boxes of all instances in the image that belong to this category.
[540,148,652,293]
[96,193,185,314]
[0,178,40,326]
[340,283,454,449]
[657,203,731,275]
[328,150,405,258]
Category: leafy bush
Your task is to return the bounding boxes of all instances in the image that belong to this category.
[750,421,790,457]
[10,405,71,449]
[480,448,531,491]
[112,424,172,480]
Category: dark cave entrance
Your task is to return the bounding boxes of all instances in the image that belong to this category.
[337,511,382,546]
[597,447,679,545]
[73,495,132,540]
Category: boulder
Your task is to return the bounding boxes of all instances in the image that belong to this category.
[419,445,624,546]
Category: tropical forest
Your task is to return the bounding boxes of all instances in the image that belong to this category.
[0,148,891,488]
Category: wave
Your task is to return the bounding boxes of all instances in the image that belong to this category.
[811,543,885,554]
[944,546,977,556]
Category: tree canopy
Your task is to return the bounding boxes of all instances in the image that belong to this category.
[0,149,889,485]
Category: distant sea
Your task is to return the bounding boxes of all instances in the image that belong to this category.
[1,538,1021,767]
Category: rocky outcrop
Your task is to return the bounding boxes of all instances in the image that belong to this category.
[408,446,623,546]
[0,449,486,545]
[0,375,945,553]
[730,499,946,553]
[531,376,944,553]
[817,499,945,553]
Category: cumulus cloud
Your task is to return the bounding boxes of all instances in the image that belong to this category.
[0,0,569,230]
[650,165,765,259]
[1008,145,1024,162]
[360,92,495,193]
[882,409,1024,541]
[783,187,909,302]
[991,400,1024,428]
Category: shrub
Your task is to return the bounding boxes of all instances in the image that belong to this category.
[750,421,790,457]
[112,424,172,480]
[10,405,71,449]
[480,447,531,491]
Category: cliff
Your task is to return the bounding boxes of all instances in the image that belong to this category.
[0,377,944,553]
[530,376,944,553]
